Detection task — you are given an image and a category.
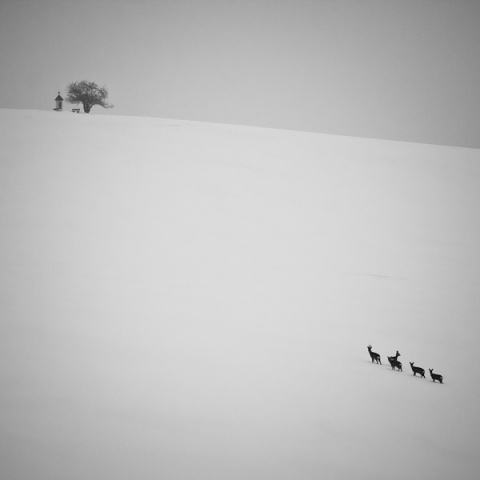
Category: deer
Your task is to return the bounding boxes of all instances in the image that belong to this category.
[409,362,425,378]
[367,345,381,365]
[429,369,443,384]
[387,350,402,371]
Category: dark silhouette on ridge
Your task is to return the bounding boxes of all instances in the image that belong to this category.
[429,369,443,384]
[409,362,425,378]
[367,345,381,365]
[387,350,402,371]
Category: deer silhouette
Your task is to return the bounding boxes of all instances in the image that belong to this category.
[387,351,402,371]
[409,362,425,378]
[367,345,381,365]
[429,369,443,384]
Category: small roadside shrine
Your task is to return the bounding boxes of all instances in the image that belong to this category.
[53,92,63,111]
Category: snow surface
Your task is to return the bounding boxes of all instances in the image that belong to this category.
[1,109,480,480]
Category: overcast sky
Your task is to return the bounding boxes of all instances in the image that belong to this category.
[1,0,479,148]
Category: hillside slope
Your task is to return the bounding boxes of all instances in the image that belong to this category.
[1,109,480,480]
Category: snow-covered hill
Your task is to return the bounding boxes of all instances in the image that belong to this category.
[1,109,480,480]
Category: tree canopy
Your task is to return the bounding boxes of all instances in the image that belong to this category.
[65,80,113,113]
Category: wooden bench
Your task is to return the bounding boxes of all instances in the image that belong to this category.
[72,108,80,113]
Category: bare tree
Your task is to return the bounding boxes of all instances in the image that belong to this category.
[66,80,113,113]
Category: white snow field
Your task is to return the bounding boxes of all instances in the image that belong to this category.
[1,108,480,480]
